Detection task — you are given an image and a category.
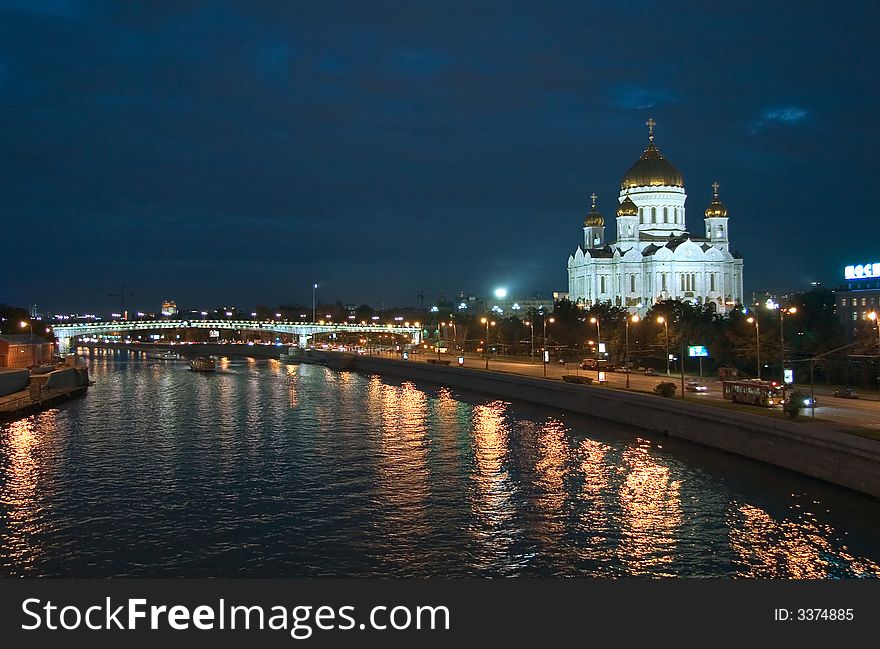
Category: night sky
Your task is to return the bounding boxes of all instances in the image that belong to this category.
[1,1,877,314]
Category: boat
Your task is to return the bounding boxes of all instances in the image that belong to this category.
[280,347,304,364]
[146,349,183,361]
[190,357,216,372]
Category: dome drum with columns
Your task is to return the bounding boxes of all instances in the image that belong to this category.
[567,119,744,315]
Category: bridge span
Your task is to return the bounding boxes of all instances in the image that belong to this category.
[51,319,423,354]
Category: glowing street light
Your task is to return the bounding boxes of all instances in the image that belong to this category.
[312,283,318,322]
[625,314,640,389]
[494,287,508,299]
[746,316,761,379]
[542,316,555,377]
[480,317,496,369]
[589,316,601,364]
[657,315,670,375]
[523,320,535,362]
[767,302,798,386]
[869,312,879,400]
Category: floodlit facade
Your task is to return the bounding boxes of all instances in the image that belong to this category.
[567,119,744,315]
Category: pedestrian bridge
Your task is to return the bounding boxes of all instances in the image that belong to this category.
[51,319,422,354]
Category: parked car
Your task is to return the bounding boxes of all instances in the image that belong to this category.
[832,387,859,399]
[644,368,657,376]
[685,381,708,393]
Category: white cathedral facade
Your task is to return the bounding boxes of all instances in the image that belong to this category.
[567,119,744,315]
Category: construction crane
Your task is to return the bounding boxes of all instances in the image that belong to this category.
[107,285,135,317]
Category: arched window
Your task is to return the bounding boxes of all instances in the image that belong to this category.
[639,208,643,222]
[630,275,636,292]
[600,276,606,293]
[651,207,656,223]
[663,207,668,223]
[674,207,679,223]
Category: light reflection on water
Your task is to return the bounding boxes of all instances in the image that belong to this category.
[1,352,879,578]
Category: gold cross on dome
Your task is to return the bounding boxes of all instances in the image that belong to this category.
[712,181,720,198]
[590,192,597,210]
[646,117,656,141]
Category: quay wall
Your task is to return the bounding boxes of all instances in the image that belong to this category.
[0,368,29,397]
[336,352,880,498]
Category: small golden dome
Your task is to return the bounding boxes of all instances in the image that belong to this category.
[620,119,684,190]
[617,196,639,217]
[584,192,604,227]
[704,181,728,218]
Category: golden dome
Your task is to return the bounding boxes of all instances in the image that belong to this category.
[584,192,604,227]
[617,196,639,217]
[704,181,728,218]
[620,119,684,189]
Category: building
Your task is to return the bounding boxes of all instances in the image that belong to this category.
[0,334,55,368]
[483,293,554,317]
[161,300,178,317]
[567,119,744,315]
[835,260,880,337]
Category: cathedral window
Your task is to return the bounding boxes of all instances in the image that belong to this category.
[663,207,668,223]
[661,274,667,291]
[651,207,656,223]
[630,275,636,293]
[600,276,606,293]
[639,208,643,222]
[674,207,678,223]
[710,274,716,291]
[680,274,685,292]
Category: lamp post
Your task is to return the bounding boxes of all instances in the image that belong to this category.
[481,317,495,369]
[746,316,761,380]
[312,283,318,322]
[524,320,535,362]
[657,316,669,375]
[20,320,34,366]
[869,311,880,400]
[590,316,601,362]
[625,314,640,389]
[542,316,555,377]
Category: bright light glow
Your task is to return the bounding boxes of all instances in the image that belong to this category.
[430,306,439,312]
[480,317,487,324]
[631,315,640,323]
[494,288,508,299]
[590,317,597,324]
[549,317,555,323]
[656,316,665,324]
[747,317,755,324]
[869,311,878,321]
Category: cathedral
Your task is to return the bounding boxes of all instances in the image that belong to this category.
[567,119,744,315]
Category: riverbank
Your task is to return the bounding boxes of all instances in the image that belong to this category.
[315,350,880,499]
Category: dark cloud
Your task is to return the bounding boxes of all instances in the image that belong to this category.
[0,0,877,312]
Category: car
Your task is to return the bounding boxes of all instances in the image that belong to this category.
[833,387,860,399]
[644,368,657,376]
[685,381,708,393]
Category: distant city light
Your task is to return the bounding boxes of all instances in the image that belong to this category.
[494,288,508,299]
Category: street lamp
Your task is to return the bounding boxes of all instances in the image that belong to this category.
[312,283,318,322]
[657,316,669,375]
[524,320,535,362]
[625,314,640,389]
[768,303,797,385]
[543,316,555,377]
[480,317,495,369]
[869,311,879,400]
[589,316,601,363]
[746,316,761,379]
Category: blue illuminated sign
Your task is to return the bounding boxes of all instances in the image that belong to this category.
[845,262,880,280]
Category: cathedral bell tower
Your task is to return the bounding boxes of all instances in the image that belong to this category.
[583,192,605,249]
[704,181,729,250]
[616,196,640,246]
